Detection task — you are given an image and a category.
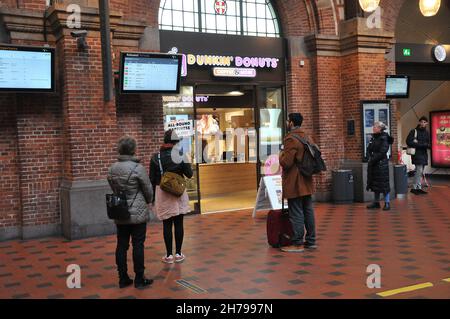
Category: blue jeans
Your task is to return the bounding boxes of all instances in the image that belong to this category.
[374,192,390,203]
[413,165,424,189]
[287,196,316,246]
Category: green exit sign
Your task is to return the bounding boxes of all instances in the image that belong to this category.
[403,48,411,56]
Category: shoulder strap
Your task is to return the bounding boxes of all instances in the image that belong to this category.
[291,134,315,156]
[125,163,138,184]
[157,153,164,175]
[127,164,140,209]
[290,133,308,145]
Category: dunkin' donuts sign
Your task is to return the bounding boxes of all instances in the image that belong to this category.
[186,54,279,69]
[180,53,280,77]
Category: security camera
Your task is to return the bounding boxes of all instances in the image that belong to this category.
[70,30,88,51]
[70,30,88,38]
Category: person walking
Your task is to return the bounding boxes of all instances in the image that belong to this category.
[406,116,431,195]
[279,113,316,252]
[150,130,193,264]
[366,122,394,211]
[107,136,154,289]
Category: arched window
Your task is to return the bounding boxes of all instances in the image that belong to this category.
[159,0,281,37]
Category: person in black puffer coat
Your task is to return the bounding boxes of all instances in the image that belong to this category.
[406,116,430,195]
[366,121,394,211]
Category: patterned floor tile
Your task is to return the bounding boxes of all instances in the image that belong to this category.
[0,187,449,299]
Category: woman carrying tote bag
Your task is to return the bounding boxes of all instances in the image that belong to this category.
[150,129,193,264]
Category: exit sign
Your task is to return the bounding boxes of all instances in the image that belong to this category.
[403,48,411,56]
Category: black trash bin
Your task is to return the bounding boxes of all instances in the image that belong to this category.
[332,170,354,204]
[394,164,408,199]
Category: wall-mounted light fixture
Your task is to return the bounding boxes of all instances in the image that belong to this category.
[419,0,441,17]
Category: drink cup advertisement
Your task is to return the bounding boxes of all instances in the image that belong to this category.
[431,110,450,168]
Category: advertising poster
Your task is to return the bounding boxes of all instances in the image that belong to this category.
[365,109,375,128]
[164,115,193,157]
[264,175,286,210]
[431,110,450,168]
[379,109,388,125]
[164,115,193,138]
[361,101,391,161]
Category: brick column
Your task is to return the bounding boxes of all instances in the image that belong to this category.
[305,35,345,201]
[303,19,395,201]
[339,18,395,202]
[46,4,144,239]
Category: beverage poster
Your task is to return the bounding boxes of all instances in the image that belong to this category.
[431,110,450,168]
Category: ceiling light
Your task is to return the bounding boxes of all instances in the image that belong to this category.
[358,0,380,12]
[419,0,441,17]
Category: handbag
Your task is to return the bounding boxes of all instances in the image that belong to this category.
[406,129,417,156]
[105,164,139,220]
[158,153,186,197]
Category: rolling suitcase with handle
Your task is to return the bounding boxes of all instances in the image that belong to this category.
[267,198,293,248]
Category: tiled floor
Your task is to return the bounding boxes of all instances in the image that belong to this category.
[0,186,449,299]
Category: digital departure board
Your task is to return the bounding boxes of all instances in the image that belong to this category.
[120,52,182,94]
[386,75,410,98]
[0,45,55,92]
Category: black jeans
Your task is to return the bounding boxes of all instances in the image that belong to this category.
[287,196,316,246]
[115,223,147,278]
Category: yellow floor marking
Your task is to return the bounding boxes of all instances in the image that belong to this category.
[377,282,434,297]
[442,278,450,283]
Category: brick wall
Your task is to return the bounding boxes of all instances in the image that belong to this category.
[15,94,63,227]
[286,56,314,136]
[311,55,345,192]
[110,0,161,27]
[0,95,22,228]
[274,0,314,36]
[341,53,361,160]
[59,33,118,181]
[380,0,406,33]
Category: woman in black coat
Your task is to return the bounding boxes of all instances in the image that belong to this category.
[149,129,193,264]
[366,121,394,211]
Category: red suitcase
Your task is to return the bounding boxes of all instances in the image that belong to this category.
[267,209,294,248]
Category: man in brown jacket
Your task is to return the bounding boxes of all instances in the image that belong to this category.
[279,113,316,252]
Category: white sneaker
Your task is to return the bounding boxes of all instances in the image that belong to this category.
[162,255,174,264]
[175,253,185,263]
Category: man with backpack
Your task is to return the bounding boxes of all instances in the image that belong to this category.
[279,113,322,252]
[406,116,431,195]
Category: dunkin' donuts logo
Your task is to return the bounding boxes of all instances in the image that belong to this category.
[186,54,279,69]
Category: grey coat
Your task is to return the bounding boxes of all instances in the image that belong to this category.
[107,155,153,225]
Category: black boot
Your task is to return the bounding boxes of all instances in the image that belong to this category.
[134,273,153,289]
[383,203,391,211]
[119,273,133,289]
[367,202,381,209]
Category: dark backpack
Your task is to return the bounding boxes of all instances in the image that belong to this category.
[291,134,326,177]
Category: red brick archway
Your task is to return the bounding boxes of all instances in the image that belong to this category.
[380,0,407,35]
